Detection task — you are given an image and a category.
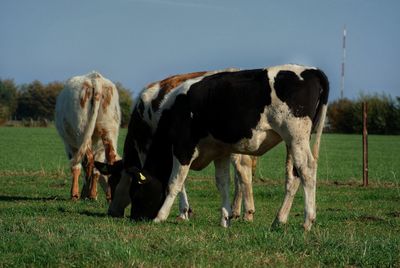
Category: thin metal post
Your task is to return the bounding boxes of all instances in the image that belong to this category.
[340,26,346,99]
[362,102,368,186]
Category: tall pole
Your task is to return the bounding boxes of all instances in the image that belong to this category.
[363,102,368,187]
[340,26,346,99]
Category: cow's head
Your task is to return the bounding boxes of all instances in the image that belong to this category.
[127,168,165,221]
[95,160,165,221]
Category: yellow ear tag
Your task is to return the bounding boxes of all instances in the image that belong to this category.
[138,173,146,184]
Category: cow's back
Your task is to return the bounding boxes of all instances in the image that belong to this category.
[55,72,121,151]
[56,75,93,149]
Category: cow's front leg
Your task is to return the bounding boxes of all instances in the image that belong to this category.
[154,156,191,223]
[177,185,191,220]
[214,157,232,227]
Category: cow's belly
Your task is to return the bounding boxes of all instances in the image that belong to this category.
[233,129,282,155]
[190,137,232,171]
[189,129,282,171]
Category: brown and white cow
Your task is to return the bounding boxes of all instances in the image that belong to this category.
[55,71,121,201]
[96,69,257,221]
[101,64,329,230]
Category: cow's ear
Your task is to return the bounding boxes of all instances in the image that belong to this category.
[94,161,111,175]
[95,160,123,175]
[126,166,149,185]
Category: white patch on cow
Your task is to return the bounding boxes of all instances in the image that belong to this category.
[266,66,314,143]
[266,64,315,82]
[157,68,240,115]
[138,83,161,130]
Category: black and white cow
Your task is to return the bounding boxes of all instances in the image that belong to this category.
[100,64,329,230]
[96,69,257,221]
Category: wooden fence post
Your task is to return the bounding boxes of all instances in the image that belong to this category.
[363,102,368,187]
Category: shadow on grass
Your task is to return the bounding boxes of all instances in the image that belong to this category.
[78,210,108,218]
[0,195,66,202]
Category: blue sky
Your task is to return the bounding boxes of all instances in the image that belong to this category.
[1,0,399,101]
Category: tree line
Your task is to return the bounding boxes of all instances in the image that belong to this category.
[327,94,400,134]
[1,78,399,134]
[0,78,133,127]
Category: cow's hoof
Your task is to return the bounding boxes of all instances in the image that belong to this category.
[176,215,189,222]
[303,218,315,232]
[71,195,80,201]
[107,209,124,218]
[187,208,194,218]
[231,213,241,220]
[88,195,97,201]
[153,217,162,223]
[176,207,194,221]
[220,217,230,228]
[243,211,254,222]
[270,218,286,231]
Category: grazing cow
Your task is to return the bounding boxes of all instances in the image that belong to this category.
[55,71,121,201]
[102,64,329,230]
[96,69,257,221]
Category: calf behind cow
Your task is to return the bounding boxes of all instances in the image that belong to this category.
[103,64,329,230]
[96,69,258,221]
[55,71,121,201]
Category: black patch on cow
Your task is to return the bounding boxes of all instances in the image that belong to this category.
[123,104,152,169]
[151,90,167,112]
[137,99,145,116]
[186,69,271,144]
[273,69,329,124]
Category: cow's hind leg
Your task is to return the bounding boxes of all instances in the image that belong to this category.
[81,148,97,200]
[65,145,81,200]
[272,145,301,229]
[214,157,232,227]
[100,130,118,201]
[231,154,255,221]
[81,157,90,199]
[71,163,81,200]
[290,140,317,231]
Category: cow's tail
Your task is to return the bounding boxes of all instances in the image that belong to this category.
[311,69,330,161]
[71,73,103,166]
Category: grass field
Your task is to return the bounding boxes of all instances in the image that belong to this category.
[0,127,399,267]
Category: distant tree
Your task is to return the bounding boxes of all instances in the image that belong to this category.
[115,82,133,127]
[327,98,357,133]
[0,79,18,124]
[15,80,63,121]
[327,93,400,134]
[357,93,400,134]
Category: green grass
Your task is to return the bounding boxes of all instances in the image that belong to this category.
[0,127,399,267]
